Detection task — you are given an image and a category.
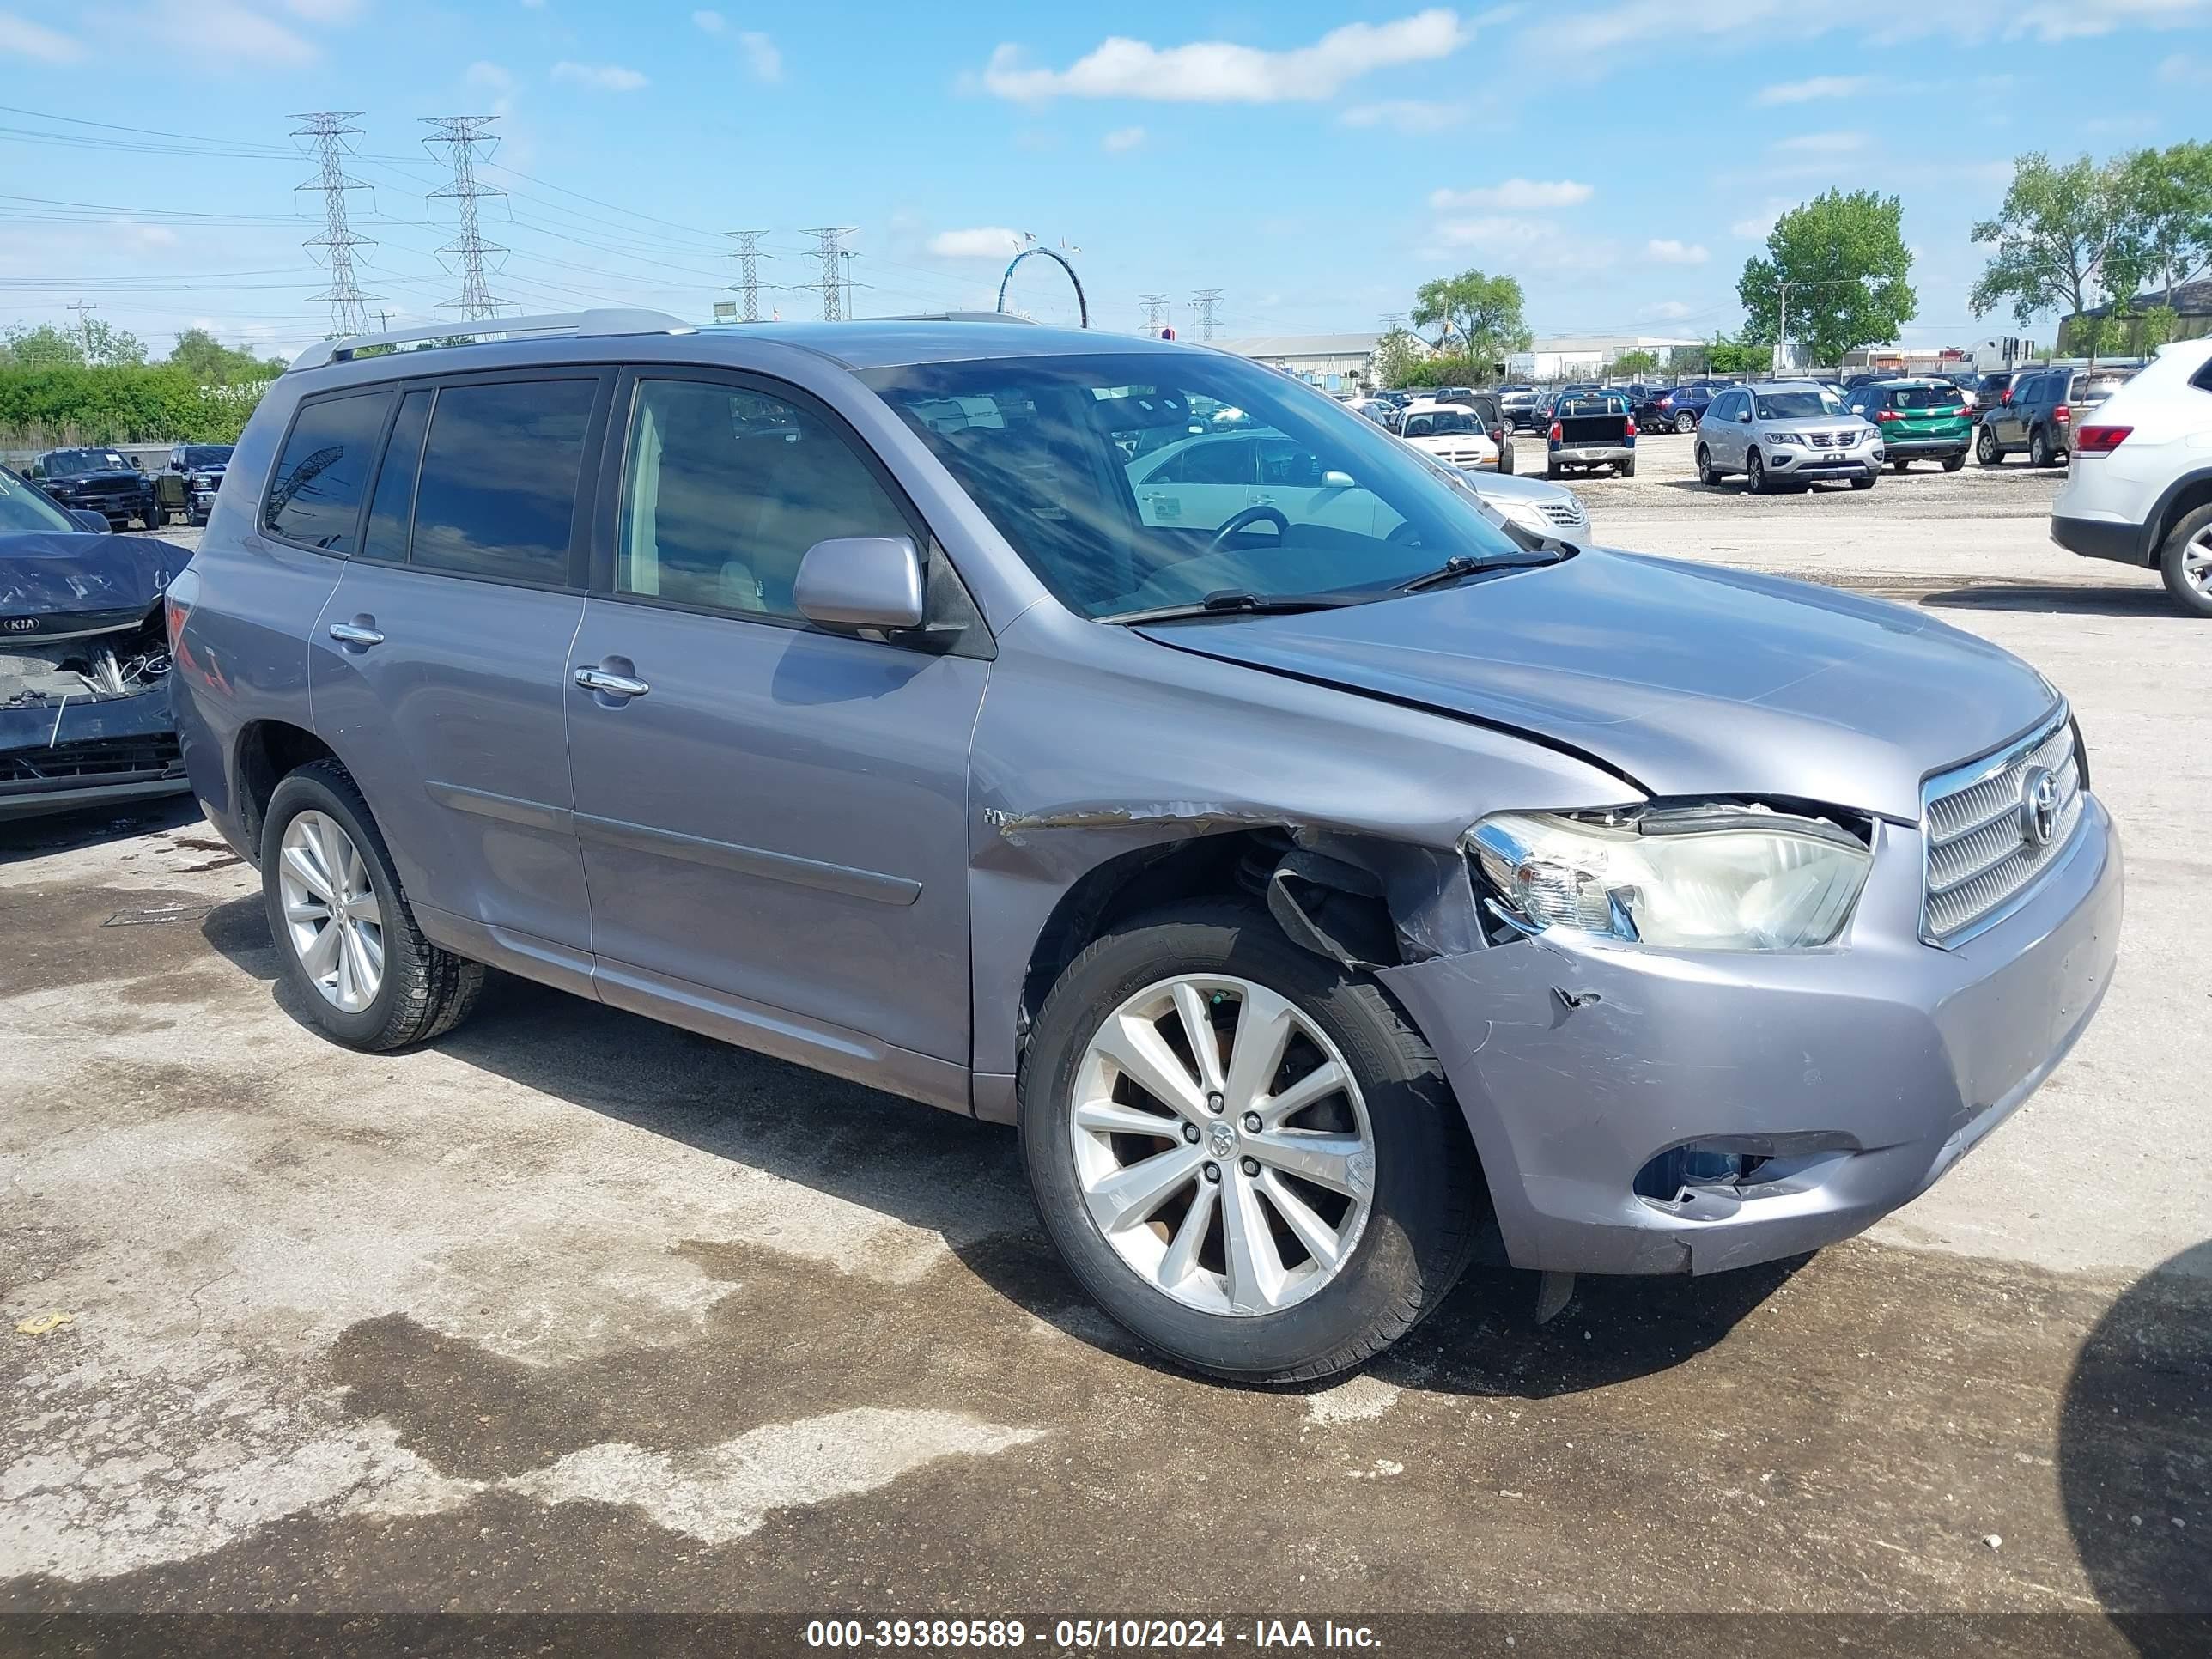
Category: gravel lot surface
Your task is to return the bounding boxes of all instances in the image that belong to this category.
[3,438,2205,1638]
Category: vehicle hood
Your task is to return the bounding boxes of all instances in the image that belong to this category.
[0,532,186,637]
[1135,549,2055,822]
[42,468,143,486]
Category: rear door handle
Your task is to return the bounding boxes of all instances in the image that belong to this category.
[328,621,385,648]
[574,666,651,699]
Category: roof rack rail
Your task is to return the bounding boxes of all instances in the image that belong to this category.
[865,310,1036,325]
[289,308,691,372]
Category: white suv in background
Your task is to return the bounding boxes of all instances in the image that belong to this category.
[2051,338,2212,617]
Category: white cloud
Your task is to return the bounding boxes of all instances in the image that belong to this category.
[1102,125,1146,152]
[1773,130,1868,152]
[1338,99,1464,133]
[692,8,724,29]
[1642,300,1695,321]
[737,31,781,81]
[2157,51,2201,80]
[981,7,1488,103]
[930,227,1026,258]
[281,0,363,20]
[1645,238,1710,265]
[127,1,319,67]
[551,60,648,91]
[466,60,514,90]
[1534,0,2212,64]
[2008,0,2212,42]
[0,10,84,60]
[1430,177,1591,210]
[1754,74,1871,105]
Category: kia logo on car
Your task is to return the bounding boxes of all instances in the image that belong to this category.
[2,617,39,633]
[2021,767,2061,848]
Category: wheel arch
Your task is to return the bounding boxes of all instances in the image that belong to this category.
[231,719,341,865]
[2148,468,2212,568]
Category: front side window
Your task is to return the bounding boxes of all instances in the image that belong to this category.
[410,379,594,584]
[865,351,1528,621]
[615,378,911,618]
[262,389,394,554]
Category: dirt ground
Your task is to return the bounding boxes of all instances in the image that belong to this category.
[3,434,2207,1648]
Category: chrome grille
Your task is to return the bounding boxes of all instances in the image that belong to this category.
[1536,501,1583,527]
[1921,709,2083,945]
[1808,431,1843,449]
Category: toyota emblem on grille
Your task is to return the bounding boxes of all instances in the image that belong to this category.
[2021,766,2060,848]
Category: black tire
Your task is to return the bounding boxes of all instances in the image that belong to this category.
[2030,427,2054,467]
[1890,459,1909,473]
[1618,457,1636,478]
[1747,450,1768,494]
[1545,458,1561,480]
[261,759,487,1052]
[1942,453,1966,473]
[1498,441,1515,474]
[1696,445,1719,486]
[1020,904,1482,1383]
[142,505,165,529]
[1977,424,2003,466]
[1850,474,1875,490]
[1674,411,1696,434]
[2159,502,2212,618]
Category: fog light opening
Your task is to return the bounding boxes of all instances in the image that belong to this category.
[1632,1145,1771,1204]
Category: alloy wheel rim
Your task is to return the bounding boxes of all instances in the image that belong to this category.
[2186,529,2212,596]
[1069,975,1375,1317]
[276,811,385,1013]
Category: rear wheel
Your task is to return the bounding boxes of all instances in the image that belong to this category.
[1021,906,1481,1382]
[2160,504,2212,618]
[262,760,487,1052]
[1545,458,1561,480]
[1696,445,1719,486]
[1618,456,1635,478]
[1976,424,2002,466]
[2030,427,2055,467]
[1674,411,1697,434]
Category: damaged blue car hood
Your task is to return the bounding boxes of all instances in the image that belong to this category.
[0,532,186,637]
[1135,548,2056,823]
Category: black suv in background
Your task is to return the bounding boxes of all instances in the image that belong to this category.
[1978,365,2137,467]
[31,447,159,531]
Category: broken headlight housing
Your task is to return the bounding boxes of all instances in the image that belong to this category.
[1465,806,1872,951]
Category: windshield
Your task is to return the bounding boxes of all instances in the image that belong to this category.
[183,446,233,468]
[45,449,128,477]
[1754,389,1846,420]
[0,467,77,533]
[864,351,1528,620]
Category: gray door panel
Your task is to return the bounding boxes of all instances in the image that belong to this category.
[567,599,985,1061]
[310,563,592,949]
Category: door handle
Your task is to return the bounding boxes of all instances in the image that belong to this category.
[574,666,651,699]
[328,621,385,647]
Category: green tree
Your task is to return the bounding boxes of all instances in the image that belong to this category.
[163,326,286,385]
[1970,153,2126,329]
[1607,349,1658,378]
[2,323,87,368]
[1370,326,1425,389]
[1738,190,1916,368]
[2107,141,2212,309]
[2137,304,2181,353]
[1409,269,1531,380]
[1703,333,1765,376]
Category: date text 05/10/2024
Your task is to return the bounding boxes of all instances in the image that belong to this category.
[802,1618,1382,1650]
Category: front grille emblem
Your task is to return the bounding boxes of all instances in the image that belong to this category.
[2021,766,2060,848]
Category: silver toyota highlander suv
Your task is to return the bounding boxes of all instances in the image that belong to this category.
[168,312,2122,1382]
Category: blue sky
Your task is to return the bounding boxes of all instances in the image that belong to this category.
[2,1,2208,358]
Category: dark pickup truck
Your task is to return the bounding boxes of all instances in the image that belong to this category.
[29,447,160,531]
[1547,392,1636,478]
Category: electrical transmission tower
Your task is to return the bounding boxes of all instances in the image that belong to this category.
[800,227,857,320]
[1139,293,1170,337]
[726,229,771,322]
[422,116,507,322]
[292,112,377,338]
[1380,312,1406,332]
[1188,289,1223,343]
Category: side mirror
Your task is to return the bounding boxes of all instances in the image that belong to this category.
[1320,470,1357,489]
[70,509,111,533]
[794,536,925,632]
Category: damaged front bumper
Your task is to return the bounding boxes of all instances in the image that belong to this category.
[0,688,186,821]
[1376,800,2123,1276]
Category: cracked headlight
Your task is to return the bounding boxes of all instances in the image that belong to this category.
[1465,807,1872,951]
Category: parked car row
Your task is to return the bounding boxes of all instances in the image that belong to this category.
[14,442,236,532]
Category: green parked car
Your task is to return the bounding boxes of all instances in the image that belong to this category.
[1844,380,1972,471]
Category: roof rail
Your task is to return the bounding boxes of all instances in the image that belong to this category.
[866,310,1037,325]
[289,307,691,372]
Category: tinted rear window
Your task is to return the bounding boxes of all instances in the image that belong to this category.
[2073,372,2132,402]
[1889,385,1961,410]
[408,379,595,584]
[262,390,394,554]
[362,388,432,564]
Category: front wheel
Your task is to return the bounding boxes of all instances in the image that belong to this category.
[1942,453,1966,473]
[1890,459,1909,473]
[1850,473,1876,490]
[2160,504,2212,618]
[1747,450,1768,494]
[1021,906,1481,1382]
[262,760,487,1051]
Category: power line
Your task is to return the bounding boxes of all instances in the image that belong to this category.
[799,227,856,321]
[291,112,377,338]
[1188,289,1223,343]
[726,229,771,322]
[422,115,507,322]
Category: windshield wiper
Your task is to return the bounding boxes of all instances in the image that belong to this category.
[1104,590,1367,624]
[1395,550,1562,593]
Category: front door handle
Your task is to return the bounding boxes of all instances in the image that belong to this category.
[328,619,385,648]
[574,665,651,699]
